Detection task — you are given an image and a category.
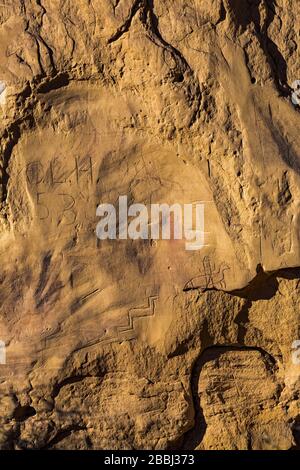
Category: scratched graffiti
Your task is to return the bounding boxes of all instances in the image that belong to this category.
[25,156,94,226]
[26,156,93,187]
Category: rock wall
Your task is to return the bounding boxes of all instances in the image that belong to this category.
[0,0,300,450]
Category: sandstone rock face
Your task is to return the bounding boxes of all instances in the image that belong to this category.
[0,0,300,450]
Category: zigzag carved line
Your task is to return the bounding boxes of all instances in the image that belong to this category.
[117,295,159,335]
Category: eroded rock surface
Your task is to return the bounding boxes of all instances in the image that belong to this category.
[0,0,300,450]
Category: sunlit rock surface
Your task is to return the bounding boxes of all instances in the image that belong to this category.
[0,0,300,450]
